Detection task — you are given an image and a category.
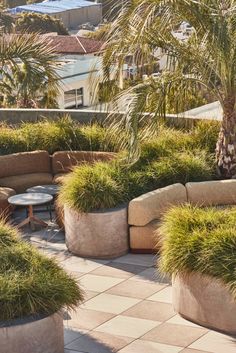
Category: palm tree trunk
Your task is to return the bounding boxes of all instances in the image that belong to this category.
[216,97,236,178]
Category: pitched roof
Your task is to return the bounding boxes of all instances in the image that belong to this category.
[9,0,100,15]
[46,35,104,54]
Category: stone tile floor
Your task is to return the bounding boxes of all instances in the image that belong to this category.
[12,209,236,353]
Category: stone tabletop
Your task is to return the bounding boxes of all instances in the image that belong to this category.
[26,185,60,196]
[8,193,53,206]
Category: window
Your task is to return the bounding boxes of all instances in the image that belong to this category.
[64,88,83,108]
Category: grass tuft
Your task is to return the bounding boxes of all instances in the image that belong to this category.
[0,220,83,322]
[59,162,128,212]
[159,204,236,300]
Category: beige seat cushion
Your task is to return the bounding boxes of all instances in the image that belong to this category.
[53,173,67,184]
[0,151,51,178]
[130,220,161,252]
[129,183,187,226]
[0,187,16,200]
[186,180,236,206]
[0,187,16,217]
[52,151,116,175]
[0,173,53,193]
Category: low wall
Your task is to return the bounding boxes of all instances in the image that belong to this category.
[0,109,110,125]
[0,108,214,127]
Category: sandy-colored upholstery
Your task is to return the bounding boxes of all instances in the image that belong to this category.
[0,187,16,218]
[52,151,116,175]
[130,221,161,252]
[186,180,236,206]
[0,151,51,178]
[0,173,53,193]
[53,173,67,184]
[129,183,187,227]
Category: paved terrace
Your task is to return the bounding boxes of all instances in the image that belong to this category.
[13,209,236,353]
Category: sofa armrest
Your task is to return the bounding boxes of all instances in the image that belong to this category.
[128,183,187,226]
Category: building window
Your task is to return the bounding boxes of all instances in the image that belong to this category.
[64,88,83,108]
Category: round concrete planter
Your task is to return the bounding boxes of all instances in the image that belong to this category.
[0,312,64,353]
[64,205,129,259]
[172,272,236,334]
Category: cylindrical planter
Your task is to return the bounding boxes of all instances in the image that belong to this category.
[173,272,236,334]
[64,205,129,259]
[0,312,64,353]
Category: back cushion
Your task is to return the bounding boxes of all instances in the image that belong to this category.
[52,151,116,175]
[129,183,187,226]
[186,180,236,206]
[0,151,51,178]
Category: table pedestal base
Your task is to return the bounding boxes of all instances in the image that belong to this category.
[17,205,48,230]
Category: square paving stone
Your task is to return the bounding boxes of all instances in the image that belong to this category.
[62,258,108,273]
[82,293,141,314]
[129,267,170,284]
[66,308,115,330]
[189,331,236,353]
[95,315,160,338]
[122,300,175,322]
[166,315,205,329]
[64,327,86,345]
[79,274,124,292]
[113,254,155,267]
[117,339,182,353]
[82,290,99,302]
[142,322,207,347]
[90,263,148,279]
[107,279,166,299]
[66,331,133,353]
[180,349,211,353]
[148,286,172,303]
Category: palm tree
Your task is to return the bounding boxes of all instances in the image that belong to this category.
[0,33,59,108]
[101,0,236,178]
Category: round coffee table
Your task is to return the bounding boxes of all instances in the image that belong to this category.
[26,185,59,196]
[8,193,53,230]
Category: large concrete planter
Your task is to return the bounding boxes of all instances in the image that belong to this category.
[0,312,64,353]
[173,272,236,334]
[64,205,129,259]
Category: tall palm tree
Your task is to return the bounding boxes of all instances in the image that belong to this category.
[0,33,59,108]
[101,0,236,178]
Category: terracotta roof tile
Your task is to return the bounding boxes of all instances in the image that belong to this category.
[46,35,104,54]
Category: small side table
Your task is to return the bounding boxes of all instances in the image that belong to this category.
[8,193,53,230]
[26,185,60,221]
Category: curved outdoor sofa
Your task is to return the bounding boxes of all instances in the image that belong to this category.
[129,179,236,335]
[0,150,116,217]
[129,179,236,252]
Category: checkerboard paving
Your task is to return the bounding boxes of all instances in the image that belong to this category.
[18,210,236,353]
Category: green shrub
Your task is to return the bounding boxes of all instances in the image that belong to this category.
[136,127,193,168]
[80,124,109,151]
[0,126,26,155]
[159,204,236,300]
[59,162,128,212]
[192,120,220,153]
[20,118,88,154]
[0,118,121,155]
[146,150,215,187]
[0,220,83,322]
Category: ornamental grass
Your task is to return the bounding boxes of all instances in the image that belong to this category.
[159,204,236,300]
[0,220,83,322]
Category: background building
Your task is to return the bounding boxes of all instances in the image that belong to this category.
[57,56,102,109]
[8,0,102,29]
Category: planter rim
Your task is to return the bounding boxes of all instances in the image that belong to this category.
[172,271,227,286]
[66,203,128,215]
[0,311,60,329]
